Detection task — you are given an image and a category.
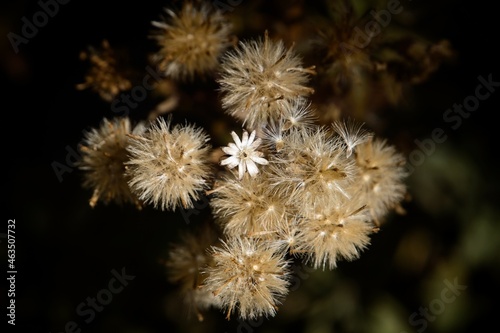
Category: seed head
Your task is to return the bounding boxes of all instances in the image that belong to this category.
[332,118,372,158]
[78,116,140,208]
[203,237,290,320]
[126,116,212,211]
[218,30,315,128]
[76,39,131,102]
[164,223,221,321]
[353,137,407,224]
[295,194,374,270]
[268,126,358,209]
[150,1,233,80]
[210,172,290,238]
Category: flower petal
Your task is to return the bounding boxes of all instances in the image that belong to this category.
[241,130,249,147]
[249,137,263,150]
[248,130,256,145]
[221,156,239,168]
[246,159,259,177]
[251,156,269,165]
[238,161,246,179]
[222,144,239,155]
[231,131,242,148]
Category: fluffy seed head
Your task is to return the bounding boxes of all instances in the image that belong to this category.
[126,116,212,211]
[280,97,318,131]
[312,1,374,96]
[218,30,316,128]
[332,118,372,158]
[262,98,317,152]
[78,116,140,208]
[203,237,290,320]
[354,137,407,223]
[150,1,233,80]
[210,173,290,238]
[164,224,220,321]
[268,126,358,209]
[295,194,374,270]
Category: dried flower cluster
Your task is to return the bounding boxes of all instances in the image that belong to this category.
[150,1,233,80]
[163,28,406,319]
[311,0,455,124]
[211,118,407,271]
[71,0,451,325]
[76,39,132,102]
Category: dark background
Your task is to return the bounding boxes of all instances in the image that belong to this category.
[2,0,499,332]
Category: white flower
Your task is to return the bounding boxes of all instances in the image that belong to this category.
[221,130,269,179]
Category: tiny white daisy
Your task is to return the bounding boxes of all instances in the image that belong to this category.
[220,130,269,179]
